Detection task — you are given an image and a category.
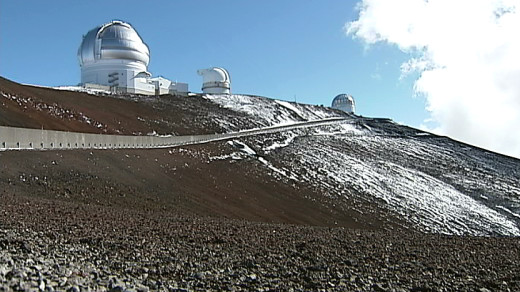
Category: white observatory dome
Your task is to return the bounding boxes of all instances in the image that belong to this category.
[332,94,355,114]
[78,20,155,94]
[78,20,149,67]
[197,67,231,94]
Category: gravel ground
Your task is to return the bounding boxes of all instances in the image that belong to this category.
[1,193,519,291]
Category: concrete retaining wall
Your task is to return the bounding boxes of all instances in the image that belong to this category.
[0,118,345,151]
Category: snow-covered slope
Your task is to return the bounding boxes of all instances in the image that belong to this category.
[205,94,520,236]
[283,129,519,236]
[204,94,342,129]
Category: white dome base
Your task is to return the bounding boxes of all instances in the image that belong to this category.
[80,59,154,94]
[201,85,230,94]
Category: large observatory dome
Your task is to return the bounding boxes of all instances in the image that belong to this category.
[76,20,188,96]
[332,94,355,114]
[78,20,149,66]
[77,20,158,94]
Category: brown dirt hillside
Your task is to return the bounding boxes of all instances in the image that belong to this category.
[0,143,387,229]
[0,77,255,135]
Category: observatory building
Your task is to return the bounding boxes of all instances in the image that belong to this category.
[78,20,188,96]
[331,94,355,114]
[197,67,231,94]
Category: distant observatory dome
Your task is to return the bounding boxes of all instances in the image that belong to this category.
[197,67,231,94]
[332,94,355,114]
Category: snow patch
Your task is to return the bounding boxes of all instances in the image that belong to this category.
[258,157,299,181]
[496,206,520,219]
[264,133,298,152]
[313,123,365,136]
[274,100,304,119]
[211,140,298,181]
[53,86,112,95]
[228,140,257,156]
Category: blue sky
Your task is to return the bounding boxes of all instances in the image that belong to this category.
[1,1,429,129]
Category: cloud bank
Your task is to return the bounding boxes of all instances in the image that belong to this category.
[347,0,520,158]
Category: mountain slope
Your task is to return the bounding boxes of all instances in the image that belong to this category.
[203,93,520,236]
[2,77,520,291]
[1,77,520,236]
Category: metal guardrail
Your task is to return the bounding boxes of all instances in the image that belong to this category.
[0,118,346,151]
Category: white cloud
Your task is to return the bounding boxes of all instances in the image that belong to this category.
[346,0,520,158]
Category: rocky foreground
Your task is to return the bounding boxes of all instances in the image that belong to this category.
[1,192,519,292]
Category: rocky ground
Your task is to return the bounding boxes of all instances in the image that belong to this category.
[1,190,520,291]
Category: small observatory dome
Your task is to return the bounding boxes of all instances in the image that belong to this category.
[331,94,355,114]
[197,67,231,94]
[78,20,150,67]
